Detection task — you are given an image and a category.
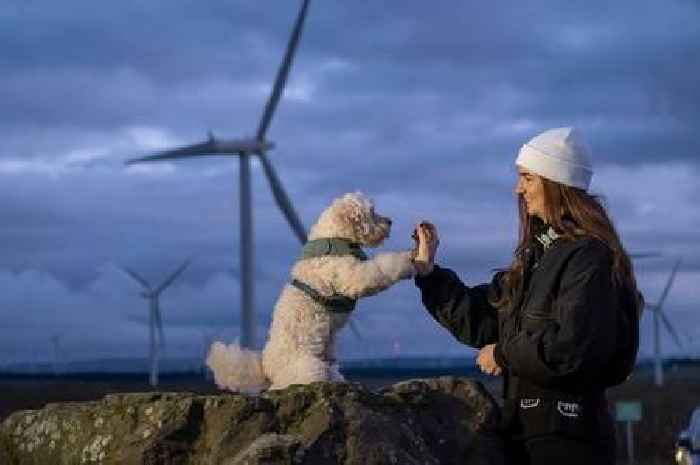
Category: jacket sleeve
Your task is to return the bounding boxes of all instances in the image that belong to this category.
[500,241,618,388]
[414,265,501,348]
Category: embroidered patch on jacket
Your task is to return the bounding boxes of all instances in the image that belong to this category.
[536,226,560,250]
[520,398,540,409]
[556,401,581,418]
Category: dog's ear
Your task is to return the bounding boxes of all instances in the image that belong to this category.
[350,209,370,241]
[338,195,371,241]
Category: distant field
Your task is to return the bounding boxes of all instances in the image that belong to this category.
[0,370,697,464]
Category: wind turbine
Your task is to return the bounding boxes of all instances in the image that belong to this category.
[125,0,311,350]
[50,332,65,376]
[646,258,683,387]
[121,259,191,387]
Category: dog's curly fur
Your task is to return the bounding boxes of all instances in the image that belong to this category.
[206,192,415,393]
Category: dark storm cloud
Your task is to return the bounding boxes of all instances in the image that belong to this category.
[1,0,699,363]
[3,0,699,161]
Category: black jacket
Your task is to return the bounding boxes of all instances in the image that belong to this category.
[415,234,640,441]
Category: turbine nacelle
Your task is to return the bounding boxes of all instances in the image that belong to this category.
[218,137,275,155]
[125,136,275,165]
[205,132,276,154]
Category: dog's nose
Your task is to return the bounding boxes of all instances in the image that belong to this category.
[387,219,392,226]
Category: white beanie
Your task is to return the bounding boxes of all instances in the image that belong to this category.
[515,127,593,191]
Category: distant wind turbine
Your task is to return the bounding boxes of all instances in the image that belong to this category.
[646,258,683,387]
[121,259,191,387]
[51,332,65,376]
[125,0,312,350]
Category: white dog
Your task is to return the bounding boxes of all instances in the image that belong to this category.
[206,192,416,393]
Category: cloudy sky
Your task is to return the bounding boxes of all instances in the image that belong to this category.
[1,0,699,367]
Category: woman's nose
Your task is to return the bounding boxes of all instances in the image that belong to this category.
[514,181,523,195]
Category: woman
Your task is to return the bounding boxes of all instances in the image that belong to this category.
[412,127,642,464]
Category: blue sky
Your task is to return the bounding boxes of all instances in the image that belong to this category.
[1,0,699,366]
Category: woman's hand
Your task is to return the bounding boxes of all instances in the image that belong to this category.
[412,221,439,276]
[477,344,502,376]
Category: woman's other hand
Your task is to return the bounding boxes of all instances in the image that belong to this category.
[477,344,502,376]
[412,221,439,276]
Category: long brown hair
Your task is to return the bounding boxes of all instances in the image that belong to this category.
[490,176,639,311]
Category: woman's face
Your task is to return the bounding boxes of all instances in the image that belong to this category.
[515,167,546,221]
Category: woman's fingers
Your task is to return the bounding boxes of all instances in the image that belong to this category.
[417,222,437,245]
[420,222,434,241]
[480,364,502,376]
[413,221,439,268]
[423,223,440,249]
[416,223,429,243]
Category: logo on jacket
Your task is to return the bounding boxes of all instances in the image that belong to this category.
[536,226,560,250]
[556,401,581,418]
[520,398,540,409]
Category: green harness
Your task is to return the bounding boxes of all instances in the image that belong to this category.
[290,238,367,313]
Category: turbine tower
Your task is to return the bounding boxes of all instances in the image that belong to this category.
[125,0,311,350]
[646,258,683,387]
[121,259,191,387]
[51,333,65,376]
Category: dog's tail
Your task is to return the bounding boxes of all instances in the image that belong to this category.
[205,341,269,393]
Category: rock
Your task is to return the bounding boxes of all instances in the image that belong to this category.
[227,433,304,465]
[0,376,505,465]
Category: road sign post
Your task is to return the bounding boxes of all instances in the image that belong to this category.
[616,401,642,463]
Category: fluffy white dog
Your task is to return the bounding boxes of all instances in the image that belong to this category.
[206,192,416,393]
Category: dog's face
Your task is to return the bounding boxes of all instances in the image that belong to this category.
[345,193,392,247]
[310,192,393,247]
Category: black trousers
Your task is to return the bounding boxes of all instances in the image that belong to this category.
[505,435,615,465]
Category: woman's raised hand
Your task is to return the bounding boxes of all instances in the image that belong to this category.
[412,221,439,276]
[477,344,503,376]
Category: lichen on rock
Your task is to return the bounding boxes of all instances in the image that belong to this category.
[0,376,505,465]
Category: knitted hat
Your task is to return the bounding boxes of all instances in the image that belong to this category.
[515,127,593,191]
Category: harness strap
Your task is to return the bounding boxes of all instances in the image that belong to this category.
[290,237,365,314]
[290,279,357,313]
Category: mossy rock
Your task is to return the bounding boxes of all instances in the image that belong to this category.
[0,377,505,465]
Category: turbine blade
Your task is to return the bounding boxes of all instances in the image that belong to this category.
[656,258,681,311]
[659,310,684,350]
[120,266,151,291]
[348,319,363,341]
[156,258,192,294]
[256,0,310,141]
[258,154,307,243]
[125,139,219,165]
